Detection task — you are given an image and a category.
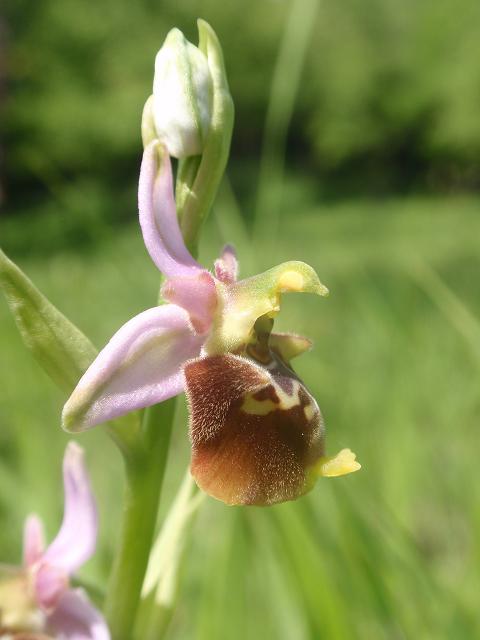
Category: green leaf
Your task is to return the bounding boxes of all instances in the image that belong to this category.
[0,248,140,453]
[0,248,96,391]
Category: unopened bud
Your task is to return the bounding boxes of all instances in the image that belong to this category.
[143,28,213,158]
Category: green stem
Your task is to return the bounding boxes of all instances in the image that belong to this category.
[141,474,203,639]
[145,602,174,640]
[104,398,176,640]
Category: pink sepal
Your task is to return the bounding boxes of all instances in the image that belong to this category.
[62,304,205,431]
[42,443,97,576]
[35,562,69,610]
[139,142,202,277]
[47,588,110,640]
[23,514,46,568]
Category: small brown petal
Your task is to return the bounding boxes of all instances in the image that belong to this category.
[184,353,325,506]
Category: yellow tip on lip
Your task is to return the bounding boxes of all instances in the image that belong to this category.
[277,268,329,297]
[278,271,305,292]
[316,448,361,478]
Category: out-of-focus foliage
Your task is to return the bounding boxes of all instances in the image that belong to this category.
[2,2,480,637]
[3,0,480,206]
[306,0,480,170]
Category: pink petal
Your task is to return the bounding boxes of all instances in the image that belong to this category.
[62,304,204,432]
[42,443,97,575]
[214,244,238,284]
[47,588,110,640]
[34,562,69,610]
[23,514,46,567]
[139,141,202,277]
[161,271,217,333]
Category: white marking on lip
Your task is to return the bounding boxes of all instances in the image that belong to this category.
[241,380,302,416]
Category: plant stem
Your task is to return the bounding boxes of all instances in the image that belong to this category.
[104,398,176,640]
[140,474,203,639]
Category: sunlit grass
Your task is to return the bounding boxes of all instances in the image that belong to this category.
[1,194,479,638]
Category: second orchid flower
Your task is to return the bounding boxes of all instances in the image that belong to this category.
[0,443,109,639]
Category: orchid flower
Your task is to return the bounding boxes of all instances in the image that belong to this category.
[0,443,109,640]
[62,141,360,506]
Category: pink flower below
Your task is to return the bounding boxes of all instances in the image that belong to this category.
[0,443,109,640]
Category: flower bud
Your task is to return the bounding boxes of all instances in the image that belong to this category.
[144,28,213,158]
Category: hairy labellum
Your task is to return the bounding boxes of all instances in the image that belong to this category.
[185,346,324,506]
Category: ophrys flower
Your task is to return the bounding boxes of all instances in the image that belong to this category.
[62,142,360,505]
[0,443,109,639]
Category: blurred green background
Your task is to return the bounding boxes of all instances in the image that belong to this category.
[1,0,479,638]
